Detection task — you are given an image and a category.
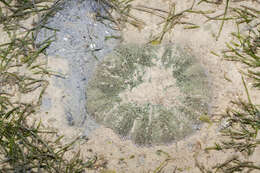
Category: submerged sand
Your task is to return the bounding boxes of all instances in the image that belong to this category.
[1,0,260,172]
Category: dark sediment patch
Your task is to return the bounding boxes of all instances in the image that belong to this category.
[36,0,120,135]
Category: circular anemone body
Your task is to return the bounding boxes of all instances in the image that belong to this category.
[86,44,211,146]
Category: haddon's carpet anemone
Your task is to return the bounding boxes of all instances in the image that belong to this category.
[86,44,211,146]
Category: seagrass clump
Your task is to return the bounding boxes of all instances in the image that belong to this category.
[86,44,211,146]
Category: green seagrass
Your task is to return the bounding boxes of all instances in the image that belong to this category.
[86,44,211,145]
